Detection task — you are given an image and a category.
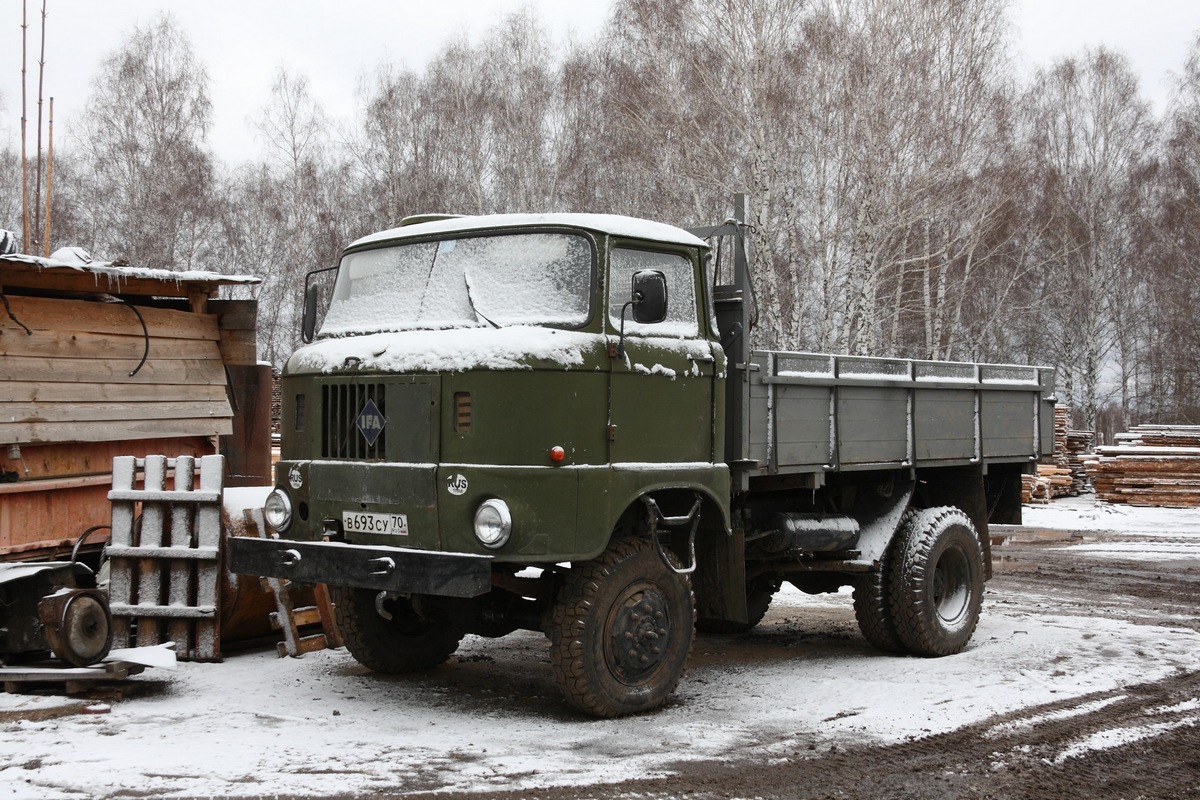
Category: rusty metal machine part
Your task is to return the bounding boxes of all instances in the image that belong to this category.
[0,561,112,667]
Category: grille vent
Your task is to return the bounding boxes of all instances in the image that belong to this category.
[321,383,387,459]
[453,392,472,433]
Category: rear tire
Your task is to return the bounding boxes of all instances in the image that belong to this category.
[888,507,984,657]
[331,586,464,673]
[549,537,694,718]
[853,512,914,654]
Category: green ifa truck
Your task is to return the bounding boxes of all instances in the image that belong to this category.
[231,197,1054,718]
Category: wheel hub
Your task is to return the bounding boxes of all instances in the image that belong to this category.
[933,545,970,624]
[607,585,671,685]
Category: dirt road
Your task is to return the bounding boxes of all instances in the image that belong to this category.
[424,527,1200,800]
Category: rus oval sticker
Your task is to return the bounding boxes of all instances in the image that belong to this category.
[288,464,304,490]
[446,473,468,496]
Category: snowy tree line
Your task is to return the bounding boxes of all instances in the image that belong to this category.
[2,0,1198,440]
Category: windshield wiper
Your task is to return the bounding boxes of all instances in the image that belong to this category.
[463,272,500,328]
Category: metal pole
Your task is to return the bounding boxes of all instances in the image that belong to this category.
[43,97,53,258]
[21,0,29,253]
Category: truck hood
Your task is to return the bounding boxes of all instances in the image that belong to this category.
[286,326,607,375]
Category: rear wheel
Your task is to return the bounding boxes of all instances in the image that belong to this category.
[853,512,914,654]
[331,586,463,673]
[549,537,694,718]
[888,507,984,657]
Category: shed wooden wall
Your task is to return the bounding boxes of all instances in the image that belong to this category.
[0,295,233,444]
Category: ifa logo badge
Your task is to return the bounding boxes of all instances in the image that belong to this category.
[356,398,386,446]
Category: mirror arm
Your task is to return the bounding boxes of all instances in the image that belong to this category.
[615,292,643,359]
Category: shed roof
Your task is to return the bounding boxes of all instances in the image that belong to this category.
[0,251,259,299]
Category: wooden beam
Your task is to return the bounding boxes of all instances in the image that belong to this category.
[1,380,227,403]
[1,417,233,444]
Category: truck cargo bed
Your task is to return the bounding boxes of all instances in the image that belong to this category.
[730,351,1055,482]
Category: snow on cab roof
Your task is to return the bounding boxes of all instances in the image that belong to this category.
[349,213,709,250]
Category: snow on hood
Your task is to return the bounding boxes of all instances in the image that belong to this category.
[350,213,708,250]
[289,326,606,374]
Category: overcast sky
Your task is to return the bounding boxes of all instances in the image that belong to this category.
[1,0,1198,163]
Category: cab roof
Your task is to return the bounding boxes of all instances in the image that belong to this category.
[349,213,709,251]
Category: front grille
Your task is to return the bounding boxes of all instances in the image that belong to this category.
[321,383,387,459]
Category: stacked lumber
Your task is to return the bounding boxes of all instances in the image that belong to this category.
[1022,472,1051,504]
[1022,464,1073,503]
[1065,428,1094,494]
[1086,425,1200,508]
[1031,405,1094,501]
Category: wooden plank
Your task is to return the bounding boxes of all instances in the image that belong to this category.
[136,457,168,648]
[1,417,233,445]
[211,299,259,366]
[108,456,137,648]
[3,295,219,340]
[0,437,211,482]
[1,381,228,404]
[1,661,144,694]
[0,264,222,299]
[0,355,226,385]
[209,299,258,330]
[194,455,223,661]
[0,330,224,360]
[217,331,257,366]
[1,400,233,423]
[312,583,344,648]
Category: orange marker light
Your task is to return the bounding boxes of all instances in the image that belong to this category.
[550,446,566,463]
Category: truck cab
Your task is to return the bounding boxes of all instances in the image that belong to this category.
[233,213,731,716]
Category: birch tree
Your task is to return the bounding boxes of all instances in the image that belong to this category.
[1149,33,1200,420]
[1024,48,1156,430]
[75,13,216,268]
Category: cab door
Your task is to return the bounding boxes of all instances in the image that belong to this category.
[607,246,715,464]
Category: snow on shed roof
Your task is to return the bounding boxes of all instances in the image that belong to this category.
[0,249,259,297]
[350,213,709,250]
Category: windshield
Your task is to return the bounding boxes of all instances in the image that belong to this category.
[320,232,594,335]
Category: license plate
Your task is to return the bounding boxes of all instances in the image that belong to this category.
[342,511,409,536]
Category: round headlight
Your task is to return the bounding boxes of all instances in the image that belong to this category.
[264,488,293,533]
[473,499,512,549]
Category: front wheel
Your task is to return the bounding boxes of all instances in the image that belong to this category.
[548,537,695,718]
[331,586,464,673]
[888,507,984,657]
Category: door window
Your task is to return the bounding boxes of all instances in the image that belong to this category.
[608,249,698,337]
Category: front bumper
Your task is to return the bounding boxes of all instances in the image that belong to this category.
[229,537,492,597]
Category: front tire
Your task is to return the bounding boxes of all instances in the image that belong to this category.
[888,507,984,657]
[331,586,464,673]
[549,537,694,718]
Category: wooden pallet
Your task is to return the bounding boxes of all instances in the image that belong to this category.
[1,661,146,695]
[107,455,224,661]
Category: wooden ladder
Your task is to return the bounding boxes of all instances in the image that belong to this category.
[243,508,344,658]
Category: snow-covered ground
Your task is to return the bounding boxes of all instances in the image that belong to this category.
[3,495,1199,799]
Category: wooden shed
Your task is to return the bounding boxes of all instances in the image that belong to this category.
[0,251,262,560]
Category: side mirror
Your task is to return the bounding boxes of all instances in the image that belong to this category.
[300,264,339,343]
[631,269,668,324]
[301,284,320,343]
